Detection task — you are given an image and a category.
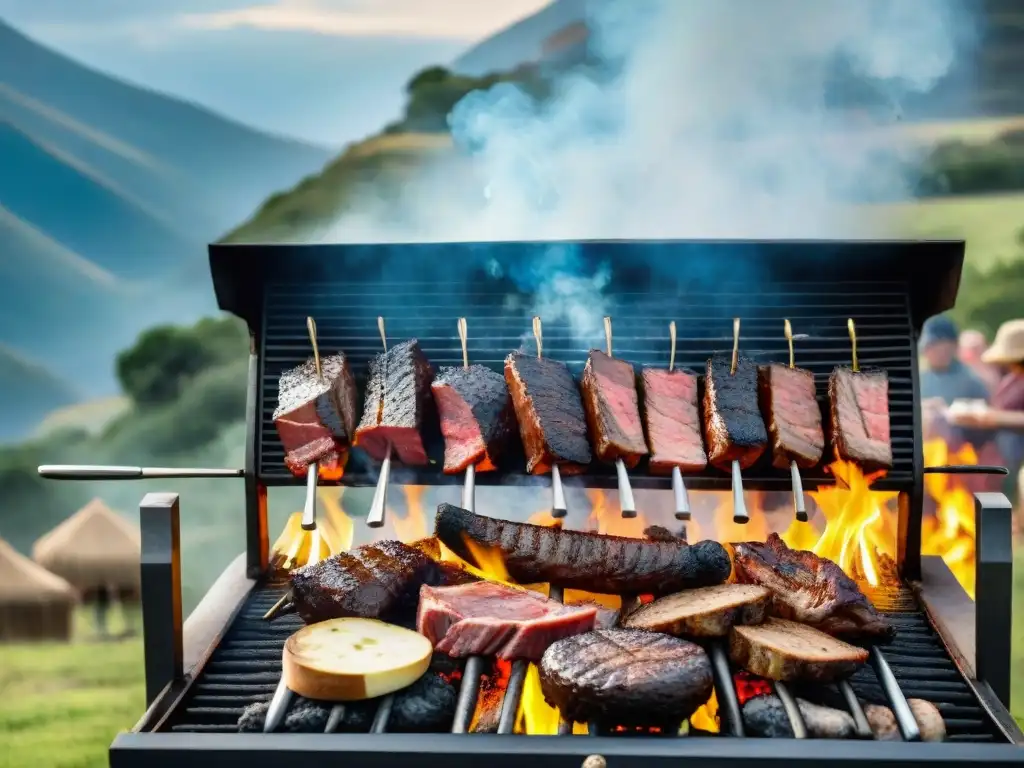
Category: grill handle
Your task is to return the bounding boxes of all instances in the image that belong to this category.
[922,464,1008,475]
[38,465,244,480]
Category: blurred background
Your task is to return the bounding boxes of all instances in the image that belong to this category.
[1,1,1023,765]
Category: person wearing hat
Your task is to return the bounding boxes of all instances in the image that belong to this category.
[919,317,990,442]
[948,319,1024,432]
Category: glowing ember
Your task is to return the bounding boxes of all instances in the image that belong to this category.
[922,438,978,598]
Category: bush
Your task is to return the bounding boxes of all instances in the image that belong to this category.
[917,131,1024,197]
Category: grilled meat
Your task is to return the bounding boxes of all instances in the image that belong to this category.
[273,353,359,476]
[288,539,475,624]
[732,532,894,642]
[504,352,591,474]
[580,349,647,467]
[758,363,824,469]
[283,437,347,478]
[729,617,869,683]
[417,581,597,660]
[828,367,892,471]
[431,364,514,474]
[703,353,768,471]
[434,503,732,595]
[743,694,856,739]
[622,584,770,638]
[355,339,436,465]
[539,629,714,726]
[640,367,707,474]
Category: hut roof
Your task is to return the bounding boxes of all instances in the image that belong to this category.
[0,535,76,603]
[32,498,141,592]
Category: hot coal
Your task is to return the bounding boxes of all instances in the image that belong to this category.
[758,363,824,468]
[640,367,707,474]
[742,694,856,739]
[828,367,892,471]
[431,364,515,474]
[580,349,647,467]
[703,353,768,471]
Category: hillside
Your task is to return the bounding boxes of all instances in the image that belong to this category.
[0,344,78,442]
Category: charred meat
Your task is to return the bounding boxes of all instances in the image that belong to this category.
[504,352,591,474]
[828,367,892,471]
[418,581,597,660]
[729,617,869,683]
[732,533,894,642]
[580,349,647,468]
[703,353,768,471]
[273,353,359,476]
[435,503,731,595]
[640,367,707,474]
[758,363,824,469]
[355,339,436,465]
[431,364,514,474]
[622,583,770,638]
[540,629,714,727]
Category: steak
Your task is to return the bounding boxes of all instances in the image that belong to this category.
[743,694,856,739]
[273,353,359,476]
[758,363,824,469]
[622,583,770,638]
[417,581,597,660]
[703,353,768,471]
[828,367,892,471]
[732,533,894,642]
[287,539,476,624]
[355,339,436,465]
[431,364,514,474]
[729,617,869,683]
[539,629,714,726]
[504,352,591,474]
[579,349,647,467]
[434,503,732,595]
[640,367,707,474]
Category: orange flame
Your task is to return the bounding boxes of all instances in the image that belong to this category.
[922,438,978,597]
[269,488,354,574]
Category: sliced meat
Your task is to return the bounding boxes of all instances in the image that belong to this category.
[539,628,714,726]
[731,532,894,643]
[579,349,647,467]
[758,363,824,469]
[283,436,347,478]
[622,584,770,638]
[435,503,732,595]
[828,367,892,471]
[640,367,707,474]
[288,540,477,624]
[864,700,945,742]
[743,694,856,739]
[504,352,591,474]
[417,581,597,660]
[431,364,514,474]
[355,339,436,465]
[703,353,768,471]
[729,617,869,683]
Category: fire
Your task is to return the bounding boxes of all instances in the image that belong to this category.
[922,439,978,597]
[269,488,354,574]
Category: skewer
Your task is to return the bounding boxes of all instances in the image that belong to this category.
[667,320,691,521]
[534,316,567,518]
[729,318,749,524]
[784,319,808,523]
[848,318,859,373]
[300,316,323,531]
[604,316,637,519]
[457,317,477,514]
[774,681,808,739]
[367,316,391,529]
[262,591,293,621]
[263,677,294,733]
[37,465,244,480]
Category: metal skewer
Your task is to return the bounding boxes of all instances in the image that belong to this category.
[668,321,691,520]
[456,317,478,513]
[301,462,319,531]
[730,317,749,525]
[604,316,637,519]
[784,319,808,522]
[367,316,391,529]
[38,465,244,480]
[534,316,567,518]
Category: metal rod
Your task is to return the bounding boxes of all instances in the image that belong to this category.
[262,591,292,622]
[551,463,567,518]
[462,465,476,512]
[790,460,807,522]
[557,719,574,735]
[371,695,394,733]
[923,465,1008,476]
[869,646,921,741]
[451,656,486,733]
[324,705,346,733]
[301,462,318,531]
[731,460,748,524]
[549,586,564,603]
[620,594,641,621]
[616,458,636,518]
[672,466,690,520]
[774,682,808,739]
[497,660,529,734]
[837,680,873,739]
[708,642,744,737]
[367,444,391,529]
[263,678,293,733]
[38,464,244,480]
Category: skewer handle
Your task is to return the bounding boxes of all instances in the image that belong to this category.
[38,464,244,480]
[672,466,690,520]
[462,464,476,512]
[731,460,749,524]
[615,458,636,518]
[790,460,808,522]
[367,445,391,528]
[301,462,319,531]
[551,463,567,518]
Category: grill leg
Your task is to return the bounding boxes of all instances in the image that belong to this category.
[974,491,1013,708]
[139,492,183,707]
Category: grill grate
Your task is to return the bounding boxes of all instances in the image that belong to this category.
[164,582,1006,743]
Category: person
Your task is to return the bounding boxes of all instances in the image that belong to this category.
[919,316,990,445]
[959,329,1002,391]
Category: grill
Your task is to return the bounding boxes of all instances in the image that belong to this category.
[40,239,1023,767]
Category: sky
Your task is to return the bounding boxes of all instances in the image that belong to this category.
[0,0,552,145]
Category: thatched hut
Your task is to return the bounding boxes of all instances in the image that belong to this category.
[33,498,142,600]
[0,536,76,642]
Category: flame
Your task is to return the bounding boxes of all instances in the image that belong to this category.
[269,488,355,574]
[583,489,649,537]
[922,438,978,597]
[391,485,430,542]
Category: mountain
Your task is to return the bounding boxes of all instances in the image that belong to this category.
[0,344,79,443]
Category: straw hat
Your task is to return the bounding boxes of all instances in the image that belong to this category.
[981,319,1024,365]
